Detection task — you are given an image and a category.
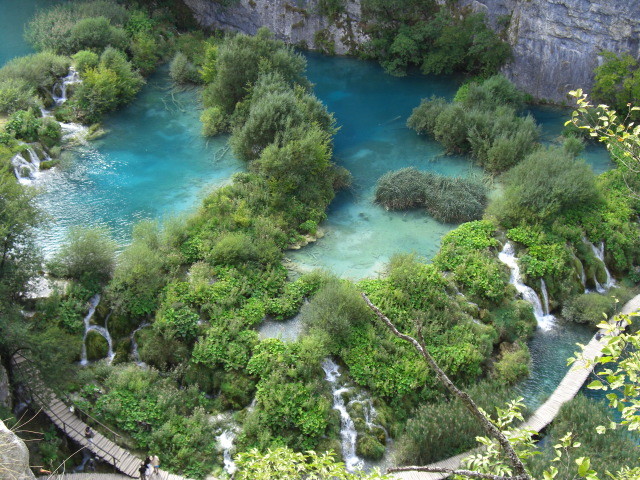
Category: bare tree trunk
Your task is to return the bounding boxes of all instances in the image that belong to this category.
[361,293,531,480]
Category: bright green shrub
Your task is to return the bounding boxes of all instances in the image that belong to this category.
[0,78,39,114]
[491,147,601,226]
[492,341,530,384]
[200,106,227,136]
[130,32,162,75]
[0,52,70,94]
[460,75,525,111]
[490,300,536,342]
[37,116,62,148]
[5,109,40,142]
[561,292,617,325]
[406,96,448,135]
[169,52,198,85]
[72,50,100,73]
[69,16,128,53]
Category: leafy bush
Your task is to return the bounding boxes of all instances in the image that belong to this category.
[406,96,448,135]
[394,381,523,465]
[459,75,526,111]
[5,109,41,142]
[492,341,530,384]
[200,106,226,136]
[561,292,617,325]
[202,27,309,114]
[490,300,537,342]
[73,50,100,74]
[26,1,130,54]
[0,78,39,114]
[0,52,70,96]
[48,226,117,291]
[490,147,601,226]
[375,168,487,223]
[169,52,198,85]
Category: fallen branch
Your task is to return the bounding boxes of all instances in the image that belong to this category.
[361,293,531,480]
[389,466,529,480]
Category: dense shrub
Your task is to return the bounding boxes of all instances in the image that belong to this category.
[561,292,617,325]
[375,168,487,223]
[394,381,523,465]
[0,52,70,95]
[408,77,538,173]
[490,300,537,342]
[73,47,144,122]
[364,5,510,77]
[200,107,227,137]
[169,52,198,85]
[26,1,130,54]
[0,78,39,114]
[592,51,640,121]
[528,395,639,478]
[48,226,117,291]
[5,109,41,142]
[490,147,601,226]
[203,27,309,115]
[491,341,530,384]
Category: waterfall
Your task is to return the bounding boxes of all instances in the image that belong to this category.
[52,67,81,106]
[540,279,551,316]
[321,358,364,471]
[80,295,115,365]
[589,241,615,291]
[130,322,150,367]
[498,243,555,330]
[578,257,587,292]
[216,429,237,475]
[11,152,38,184]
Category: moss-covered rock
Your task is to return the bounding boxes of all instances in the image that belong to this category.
[356,431,385,460]
[85,331,108,360]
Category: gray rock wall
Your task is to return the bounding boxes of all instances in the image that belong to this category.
[465,0,640,103]
[0,419,35,480]
[0,360,11,410]
[182,0,367,54]
[182,0,640,103]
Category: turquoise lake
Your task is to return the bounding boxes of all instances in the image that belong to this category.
[0,0,616,423]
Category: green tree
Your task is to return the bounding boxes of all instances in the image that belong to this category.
[593,51,640,117]
[48,226,117,291]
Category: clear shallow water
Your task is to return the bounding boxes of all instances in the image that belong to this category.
[289,54,479,279]
[36,69,242,255]
[517,321,595,410]
[0,0,61,65]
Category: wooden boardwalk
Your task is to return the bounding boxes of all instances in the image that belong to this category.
[39,474,131,480]
[392,294,640,480]
[11,353,194,480]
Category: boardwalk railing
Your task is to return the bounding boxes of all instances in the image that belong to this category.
[11,351,200,480]
[392,297,640,480]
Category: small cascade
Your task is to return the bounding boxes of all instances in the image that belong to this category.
[540,279,551,316]
[216,429,237,475]
[60,121,89,143]
[80,295,115,365]
[321,358,364,472]
[498,243,555,330]
[11,152,38,183]
[589,241,615,291]
[130,322,150,367]
[52,67,81,106]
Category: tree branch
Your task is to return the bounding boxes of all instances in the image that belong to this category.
[361,293,530,480]
[389,466,529,480]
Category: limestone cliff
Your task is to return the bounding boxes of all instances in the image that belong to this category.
[182,0,640,103]
[182,0,366,55]
[496,0,640,103]
[0,419,35,480]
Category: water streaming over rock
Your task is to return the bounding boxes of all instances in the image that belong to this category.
[130,323,150,367]
[321,358,364,471]
[52,67,81,106]
[589,240,616,291]
[216,429,237,475]
[540,279,551,316]
[80,295,115,365]
[498,243,555,330]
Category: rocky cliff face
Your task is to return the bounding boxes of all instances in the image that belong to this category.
[452,0,640,103]
[183,0,640,103]
[0,419,35,480]
[182,0,366,55]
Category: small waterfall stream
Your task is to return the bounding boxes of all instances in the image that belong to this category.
[589,240,615,291]
[321,358,364,471]
[498,243,555,330]
[52,67,81,106]
[80,294,115,365]
[216,429,238,475]
[130,323,150,367]
[540,279,551,316]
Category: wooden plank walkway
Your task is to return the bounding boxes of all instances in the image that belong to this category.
[11,353,195,480]
[39,474,131,480]
[392,294,640,480]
